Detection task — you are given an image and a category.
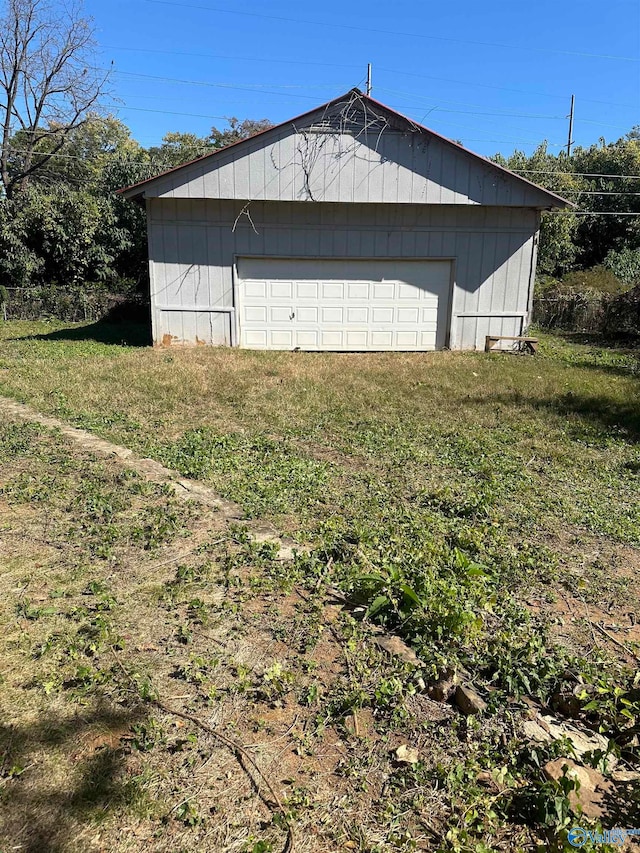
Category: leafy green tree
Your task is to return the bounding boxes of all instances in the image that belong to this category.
[147,118,274,172]
[493,144,582,276]
[604,247,640,285]
[571,133,640,267]
[147,131,214,170]
[0,115,151,293]
[208,117,273,149]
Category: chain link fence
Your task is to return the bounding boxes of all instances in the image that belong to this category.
[533,287,640,336]
[0,287,148,323]
[532,292,605,332]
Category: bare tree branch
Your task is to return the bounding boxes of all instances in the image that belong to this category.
[0,0,111,197]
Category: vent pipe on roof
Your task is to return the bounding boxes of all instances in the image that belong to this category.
[366,63,372,96]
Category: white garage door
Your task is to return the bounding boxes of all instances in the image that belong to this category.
[236,258,452,351]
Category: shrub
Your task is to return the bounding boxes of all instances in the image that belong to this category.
[604,247,640,285]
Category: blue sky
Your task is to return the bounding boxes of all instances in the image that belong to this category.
[87,0,639,158]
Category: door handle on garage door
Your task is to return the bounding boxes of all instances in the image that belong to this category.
[289,311,295,320]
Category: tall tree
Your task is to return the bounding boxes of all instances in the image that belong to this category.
[208,117,273,149]
[0,0,110,198]
[147,131,214,170]
[493,143,582,276]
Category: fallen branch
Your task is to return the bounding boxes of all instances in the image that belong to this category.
[109,646,294,852]
[591,621,639,661]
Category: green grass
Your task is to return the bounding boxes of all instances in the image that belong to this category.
[1,320,639,851]
[1,320,639,544]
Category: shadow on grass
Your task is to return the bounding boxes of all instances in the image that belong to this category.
[17,321,152,347]
[0,702,147,853]
[470,390,640,444]
[547,330,640,350]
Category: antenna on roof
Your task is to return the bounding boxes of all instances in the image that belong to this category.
[366,63,372,96]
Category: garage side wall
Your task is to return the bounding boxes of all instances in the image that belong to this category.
[146,199,539,350]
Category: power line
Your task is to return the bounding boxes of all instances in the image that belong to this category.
[106,103,237,120]
[8,147,640,210]
[553,190,640,196]
[109,68,332,100]
[143,0,640,63]
[378,86,634,131]
[101,43,638,110]
[513,170,640,180]
[100,61,637,143]
[14,146,640,192]
[103,44,361,71]
[375,67,638,109]
[104,66,633,141]
[375,87,566,120]
[99,76,567,146]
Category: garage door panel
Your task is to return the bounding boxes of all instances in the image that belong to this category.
[397,331,419,348]
[346,330,368,348]
[245,306,267,322]
[322,307,343,323]
[238,258,451,351]
[398,283,420,299]
[244,281,266,298]
[348,282,369,299]
[371,331,393,348]
[270,306,292,322]
[347,307,368,323]
[297,330,319,347]
[397,307,420,323]
[271,329,293,347]
[321,330,344,348]
[244,329,268,347]
[373,282,395,299]
[322,282,344,299]
[297,306,318,322]
[296,281,317,299]
[372,307,394,323]
[270,281,293,298]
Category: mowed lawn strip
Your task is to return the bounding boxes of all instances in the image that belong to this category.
[0,321,639,850]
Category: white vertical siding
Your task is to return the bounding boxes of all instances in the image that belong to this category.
[146,127,556,208]
[147,199,537,350]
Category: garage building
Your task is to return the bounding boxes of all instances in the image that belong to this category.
[119,89,570,350]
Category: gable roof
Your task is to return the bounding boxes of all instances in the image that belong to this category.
[118,88,572,209]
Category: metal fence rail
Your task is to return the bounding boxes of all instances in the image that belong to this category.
[0,287,147,323]
[532,292,606,332]
[533,288,640,335]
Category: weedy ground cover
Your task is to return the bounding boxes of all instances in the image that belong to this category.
[0,321,638,852]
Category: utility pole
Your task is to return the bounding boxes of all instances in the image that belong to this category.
[366,63,372,96]
[566,94,575,157]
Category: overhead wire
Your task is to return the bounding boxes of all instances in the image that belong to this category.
[7,148,640,197]
[5,148,640,213]
[374,67,638,109]
[513,170,640,180]
[102,66,635,142]
[100,43,638,109]
[143,0,640,63]
[376,86,634,131]
[107,68,332,100]
[102,70,567,144]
